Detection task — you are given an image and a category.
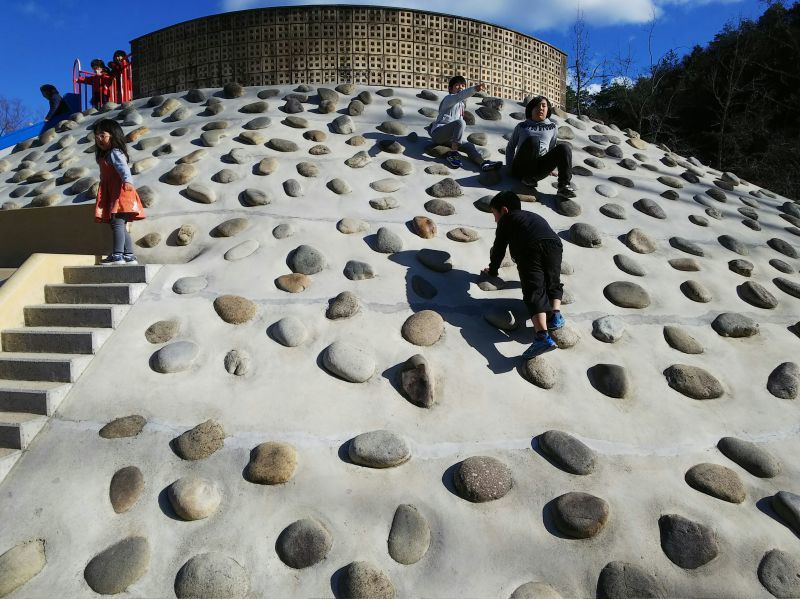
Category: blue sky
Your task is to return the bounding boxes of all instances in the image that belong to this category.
[1,0,766,122]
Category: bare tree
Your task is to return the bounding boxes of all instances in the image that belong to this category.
[0,96,33,136]
[570,9,605,116]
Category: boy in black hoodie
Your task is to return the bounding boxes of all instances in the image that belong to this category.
[481,191,565,358]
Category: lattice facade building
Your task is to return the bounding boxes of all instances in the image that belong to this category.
[130,5,567,105]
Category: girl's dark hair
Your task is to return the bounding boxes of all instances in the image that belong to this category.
[113,50,127,60]
[448,75,467,90]
[490,190,522,213]
[525,95,552,120]
[40,84,57,96]
[93,119,129,163]
[90,58,106,70]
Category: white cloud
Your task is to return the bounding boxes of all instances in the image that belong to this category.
[219,0,742,31]
[586,83,602,95]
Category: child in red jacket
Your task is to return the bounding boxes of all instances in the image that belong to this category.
[107,50,130,102]
[78,59,113,108]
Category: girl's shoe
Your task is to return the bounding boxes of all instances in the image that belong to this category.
[100,253,125,265]
[548,311,566,330]
[445,152,463,169]
[123,254,138,265]
[522,334,557,359]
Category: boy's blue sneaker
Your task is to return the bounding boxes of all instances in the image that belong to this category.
[522,333,557,359]
[100,253,125,265]
[445,152,463,169]
[123,254,138,265]
[548,311,566,330]
[480,160,503,172]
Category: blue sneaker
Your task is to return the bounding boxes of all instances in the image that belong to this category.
[548,311,566,330]
[123,254,138,265]
[445,152,462,169]
[522,333,557,359]
[100,253,125,265]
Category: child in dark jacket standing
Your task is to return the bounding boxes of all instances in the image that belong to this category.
[505,95,576,197]
[93,119,145,265]
[481,191,565,358]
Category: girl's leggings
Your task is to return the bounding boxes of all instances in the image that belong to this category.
[110,214,133,255]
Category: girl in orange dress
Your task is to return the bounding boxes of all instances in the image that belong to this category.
[93,119,145,264]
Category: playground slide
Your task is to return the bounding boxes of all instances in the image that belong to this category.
[0,93,82,153]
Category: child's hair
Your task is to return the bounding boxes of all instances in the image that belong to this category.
[525,95,553,119]
[113,50,127,61]
[40,84,57,96]
[90,58,106,70]
[448,75,467,90]
[93,119,129,163]
[490,191,522,213]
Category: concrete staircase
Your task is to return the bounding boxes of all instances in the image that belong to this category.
[0,264,159,481]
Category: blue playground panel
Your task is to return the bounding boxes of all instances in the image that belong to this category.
[0,93,82,152]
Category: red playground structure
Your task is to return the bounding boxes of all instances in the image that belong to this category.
[73,54,133,110]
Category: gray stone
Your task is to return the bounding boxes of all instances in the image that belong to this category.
[768,238,798,259]
[337,218,369,234]
[375,227,403,253]
[625,228,656,254]
[110,466,144,514]
[282,98,304,114]
[145,320,179,344]
[447,227,480,243]
[658,175,684,189]
[592,316,626,343]
[600,204,626,219]
[775,278,800,300]
[326,291,360,320]
[711,312,758,337]
[570,223,602,247]
[382,158,413,176]
[276,519,332,569]
[718,235,749,256]
[327,178,352,194]
[552,492,609,538]
[681,280,712,303]
[584,157,606,169]
[224,349,251,375]
[538,430,596,475]
[509,581,563,599]
[168,477,222,520]
[388,504,430,565]
[388,105,404,119]
[659,514,718,569]
[718,437,781,478]
[241,188,270,206]
[349,430,410,468]
[663,326,703,354]
[738,281,778,309]
[379,120,408,135]
[173,276,207,294]
[164,163,197,185]
[331,115,356,135]
[402,310,444,346]
[425,199,455,216]
[135,232,160,249]
[371,178,403,193]
[256,157,279,175]
[550,325,580,349]
[588,363,632,398]
[212,168,240,184]
[556,198,581,217]
[476,106,502,121]
[272,223,294,239]
[664,364,723,399]
[0,540,46,597]
[427,177,462,198]
[597,561,666,599]
[283,179,303,197]
[486,308,521,331]
[345,151,371,168]
[213,295,257,325]
[767,362,799,399]
[245,441,297,485]
[200,130,227,147]
[186,89,206,103]
[729,259,754,277]
[634,198,666,219]
[453,456,512,502]
[522,356,557,389]
[269,138,299,152]
[338,561,394,599]
[686,463,746,503]
[770,260,794,274]
[758,549,800,599]
[595,184,618,198]
[613,254,645,276]
[669,237,705,257]
[603,281,650,309]
[296,162,319,177]
[343,260,375,281]
[174,553,249,599]
[84,537,150,595]
[151,341,199,374]
[289,245,326,275]
[185,183,216,204]
[174,419,225,460]
[99,415,146,439]
[706,187,728,202]
[322,341,375,383]
[399,354,435,408]
[309,144,330,155]
[213,218,249,237]
[773,491,800,535]
[271,316,308,347]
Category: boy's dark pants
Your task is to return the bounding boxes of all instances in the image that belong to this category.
[511,139,572,186]
[519,238,564,318]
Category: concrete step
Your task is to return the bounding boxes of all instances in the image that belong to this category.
[44,283,146,305]
[0,268,16,288]
[24,304,128,328]
[0,411,48,449]
[63,264,159,284]
[0,380,70,415]
[0,353,93,383]
[2,327,112,354]
[0,447,21,483]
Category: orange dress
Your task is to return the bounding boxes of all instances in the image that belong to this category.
[94,155,146,223]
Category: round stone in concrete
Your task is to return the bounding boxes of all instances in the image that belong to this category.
[173,419,225,461]
[398,354,435,408]
[99,415,146,439]
[738,281,778,309]
[592,316,626,343]
[767,362,799,399]
[337,561,394,599]
[168,477,222,521]
[343,260,375,281]
[0,540,46,597]
[596,561,666,599]
[681,280,712,303]
[427,178,462,198]
[276,518,332,569]
[322,341,375,383]
[150,341,199,374]
[224,240,259,262]
[213,295,257,325]
[289,245,326,275]
[244,441,298,484]
[374,227,403,253]
[664,365,723,399]
[663,326,703,354]
[401,310,444,346]
[625,228,656,254]
[603,282,650,308]
[447,227,480,242]
[588,363,632,398]
[634,198,666,219]
[758,549,800,599]
[613,254,645,276]
[345,151,371,168]
[412,216,437,239]
[84,537,150,595]
[538,430,596,475]
[686,463,746,503]
[271,316,308,347]
[670,237,705,257]
[327,178,352,194]
[213,218,249,237]
[145,320,179,344]
[337,218,369,234]
[711,312,759,337]
[370,197,399,210]
[717,437,781,478]
[349,430,411,468]
[600,204,626,220]
[174,553,249,599]
[110,466,144,513]
[768,238,799,259]
[275,274,312,293]
[659,514,718,569]
[570,223,602,247]
[453,456,513,503]
[773,492,800,536]
[550,325,581,349]
[388,504,430,565]
[185,183,216,204]
[552,492,610,538]
[327,291,360,319]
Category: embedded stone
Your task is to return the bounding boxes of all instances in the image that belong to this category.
[767,362,799,399]
[670,237,705,257]
[685,463,745,503]
[322,341,375,383]
[349,430,410,468]
[276,518,332,569]
[425,199,455,216]
[588,363,632,398]
[256,157,278,175]
[659,514,718,569]
[150,341,199,374]
[538,430,595,475]
[296,162,319,177]
[289,245,326,275]
[523,356,557,389]
[168,477,222,520]
[378,120,408,135]
[371,178,403,193]
[717,437,781,478]
[245,441,298,484]
[603,281,650,308]
[382,159,413,176]
[711,312,758,337]
[758,549,800,599]
[99,414,146,439]
[388,504,430,565]
[412,216,437,239]
[399,354,435,408]
[185,183,216,204]
[625,228,656,254]
[550,325,580,349]
[174,224,195,246]
[337,561,394,599]
[272,224,294,239]
[411,275,437,299]
[706,187,727,202]
[308,144,330,155]
[327,178,352,194]
[200,130,226,147]
[345,151,371,168]
[569,223,602,248]
[326,291,360,319]
[268,138,299,152]
[592,316,626,343]
[213,295,257,324]
[681,280,712,303]
[145,319,179,344]
[662,326,703,354]
[84,537,150,595]
[600,204,626,219]
[718,235,748,255]
[664,364,723,399]
[337,218,369,234]
[613,254,645,276]
[738,281,778,309]
[275,274,311,293]
[283,179,303,197]
[173,419,225,461]
[237,130,266,145]
[332,115,355,134]
[343,261,374,281]
[174,553,249,599]
[164,164,197,184]
[427,177,462,198]
[552,492,609,538]
[634,198,666,219]
[271,316,308,347]
[773,492,800,535]
[375,227,403,253]
[770,260,794,274]
[0,540,46,597]
[595,184,618,198]
[453,456,512,502]
[768,237,798,258]
[447,227,479,243]
[596,561,666,599]
[729,259,754,277]
[401,310,444,346]
[476,106,502,121]
[241,188,270,206]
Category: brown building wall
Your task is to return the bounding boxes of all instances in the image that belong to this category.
[130,5,567,105]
